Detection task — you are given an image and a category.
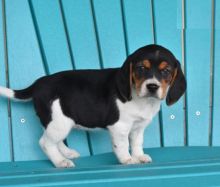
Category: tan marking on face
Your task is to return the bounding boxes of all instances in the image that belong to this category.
[132,73,145,95]
[161,67,177,99]
[158,61,168,70]
[143,60,151,69]
[170,68,178,86]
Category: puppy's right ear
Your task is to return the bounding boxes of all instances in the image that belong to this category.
[115,55,133,102]
[166,61,186,106]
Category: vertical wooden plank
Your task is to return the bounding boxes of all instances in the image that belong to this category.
[153,0,184,146]
[61,0,104,154]
[185,0,211,146]
[122,0,154,53]
[62,0,100,70]
[0,0,11,162]
[92,0,126,68]
[6,0,46,161]
[31,0,73,73]
[31,0,90,156]
[212,0,220,146]
[123,0,161,148]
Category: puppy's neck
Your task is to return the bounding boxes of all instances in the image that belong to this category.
[131,88,161,106]
[116,89,161,122]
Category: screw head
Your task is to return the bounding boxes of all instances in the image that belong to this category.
[20,118,26,124]
[196,111,201,116]
[170,114,175,120]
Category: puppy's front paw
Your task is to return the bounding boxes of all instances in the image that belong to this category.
[55,159,75,168]
[134,154,152,163]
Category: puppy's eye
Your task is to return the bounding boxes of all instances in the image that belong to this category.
[161,68,171,76]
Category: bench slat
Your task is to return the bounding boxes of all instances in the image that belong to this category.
[154,0,185,146]
[1,147,220,186]
[1,147,220,176]
[92,0,127,69]
[185,0,211,146]
[61,0,101,70]
[30,0,73,73]
[212,1,220,146]
[31,0,91,156]
[6,0,46,161]
[0,1,11,162]
[123,0,161,148]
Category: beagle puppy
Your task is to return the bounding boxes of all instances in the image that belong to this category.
[0,44,186,168]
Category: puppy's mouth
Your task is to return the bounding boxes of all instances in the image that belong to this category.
[146,93,161,100]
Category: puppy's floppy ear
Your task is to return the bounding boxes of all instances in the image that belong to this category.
[116,55,133,102]
[166,60,186,106]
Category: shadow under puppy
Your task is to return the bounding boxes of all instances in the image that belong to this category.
[0,44,186,168]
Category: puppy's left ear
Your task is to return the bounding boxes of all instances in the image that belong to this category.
[116,55,133,102]
[166,60,186,106]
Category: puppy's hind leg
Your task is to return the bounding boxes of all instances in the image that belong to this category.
[39,132,74,168]
[58,141,80,159]
[39,99,75,168]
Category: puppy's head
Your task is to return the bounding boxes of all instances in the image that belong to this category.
[116,44,186,105]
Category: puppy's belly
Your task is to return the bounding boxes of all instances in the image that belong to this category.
[74,124,103,131]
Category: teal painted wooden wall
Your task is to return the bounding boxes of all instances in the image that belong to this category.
[0,0,219,162]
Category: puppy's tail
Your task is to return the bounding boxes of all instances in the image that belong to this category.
[0,85,34,101]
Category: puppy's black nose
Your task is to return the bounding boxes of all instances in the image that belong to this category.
[147,84,159,93]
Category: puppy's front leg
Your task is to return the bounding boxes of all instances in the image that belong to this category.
[108,122,139,165]
[129,124,152,163]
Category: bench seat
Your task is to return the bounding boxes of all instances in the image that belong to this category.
[1,147,220,187]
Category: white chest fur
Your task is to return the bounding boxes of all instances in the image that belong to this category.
[116,94,161,126]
